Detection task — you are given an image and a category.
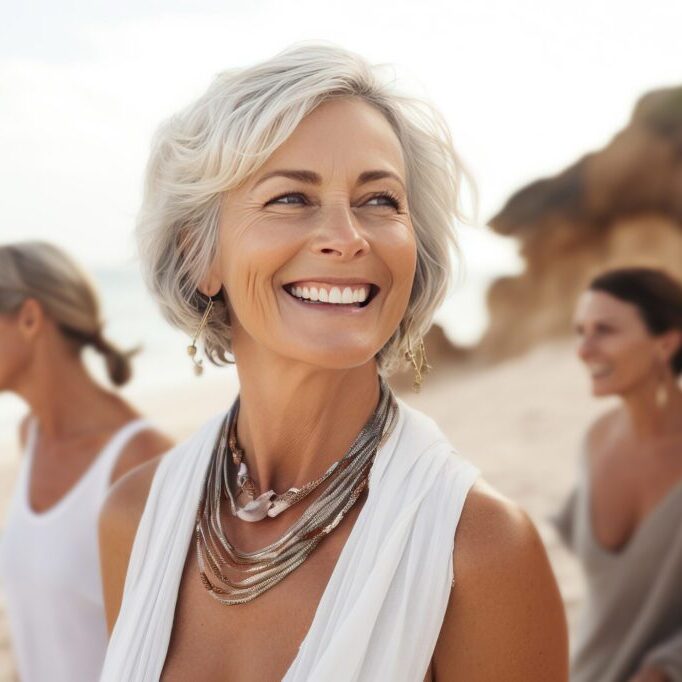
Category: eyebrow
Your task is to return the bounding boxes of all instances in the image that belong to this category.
[252,169,406,191]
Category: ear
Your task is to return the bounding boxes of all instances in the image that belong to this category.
[657,328,682,364]
[17,298,45,341]
[197,261,223,299]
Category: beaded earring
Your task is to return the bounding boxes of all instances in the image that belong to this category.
[404,331,432,392]
[187,297,214,376]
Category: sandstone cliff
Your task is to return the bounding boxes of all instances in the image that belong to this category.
[478,86,682,361]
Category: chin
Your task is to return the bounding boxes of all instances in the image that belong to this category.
[590,382,620,399]
[284,342,380,371]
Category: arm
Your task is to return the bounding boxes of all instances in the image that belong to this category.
[432,480,569,681]
[98,457,162,633]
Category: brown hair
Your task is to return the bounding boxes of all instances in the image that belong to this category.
[589,267,682,375]
[0,241,135,386]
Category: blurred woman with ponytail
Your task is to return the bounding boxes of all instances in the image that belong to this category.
[0,240,172,682]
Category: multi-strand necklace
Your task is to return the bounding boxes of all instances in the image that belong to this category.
[195,378,398,604]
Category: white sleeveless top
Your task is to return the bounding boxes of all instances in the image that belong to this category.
[101,398,480,682]
[0,417,153,682]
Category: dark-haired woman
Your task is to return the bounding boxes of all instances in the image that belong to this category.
[553,267,682,682]
[0,241,173,682]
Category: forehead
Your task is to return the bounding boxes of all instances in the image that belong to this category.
[255,97,406,178]
[574,290,641,323]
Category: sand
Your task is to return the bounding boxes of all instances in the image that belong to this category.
[0,338,604,679]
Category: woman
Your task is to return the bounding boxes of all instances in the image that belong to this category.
[553,267,682,682]
[99,45,567,681]
[0,241,173,682]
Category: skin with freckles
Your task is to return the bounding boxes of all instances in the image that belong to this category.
[573,290,682,682]
[100,97,568,681]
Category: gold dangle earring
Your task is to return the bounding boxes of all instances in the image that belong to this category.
[404,327,432,392]
[187,297,214,376]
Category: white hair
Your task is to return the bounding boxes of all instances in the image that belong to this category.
[137,42,469,375]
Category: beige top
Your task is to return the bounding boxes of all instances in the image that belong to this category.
[551,444,682,682]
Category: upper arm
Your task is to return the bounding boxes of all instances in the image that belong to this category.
[432,480,569,681]
[98,457,162,634]
[109,428,173,485]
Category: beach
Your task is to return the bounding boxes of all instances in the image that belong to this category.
[0,338,601,678]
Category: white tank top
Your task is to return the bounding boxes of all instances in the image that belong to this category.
[101,399,481,681]
[0,417,153,682]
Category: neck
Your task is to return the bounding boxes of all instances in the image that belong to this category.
[620,370,682,440]
[233,347,383,493]
[15,338,118,440]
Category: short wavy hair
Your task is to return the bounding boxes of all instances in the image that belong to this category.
[137,43,468,375]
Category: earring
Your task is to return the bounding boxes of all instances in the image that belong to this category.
[187,297,214,376]
[404,332,432,392]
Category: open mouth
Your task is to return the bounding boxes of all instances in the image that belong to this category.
[282,282,380,309]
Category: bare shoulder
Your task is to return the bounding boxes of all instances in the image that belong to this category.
[98,455,164,633]
[432,479,568,681]
[584,406,621,455]
[110,427,174,485]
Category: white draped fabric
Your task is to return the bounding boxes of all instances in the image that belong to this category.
[101,397,480,682]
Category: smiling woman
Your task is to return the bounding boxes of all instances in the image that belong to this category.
[99,43,568,681]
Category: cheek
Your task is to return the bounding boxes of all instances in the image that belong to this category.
[219,219,303,325]
[381,229,418,301]
[0,333,29,386]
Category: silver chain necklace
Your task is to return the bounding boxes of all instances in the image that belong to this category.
[195,378,398,604]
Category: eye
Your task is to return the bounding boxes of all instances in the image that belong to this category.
[364,192,402,210]
[265,192,308,206]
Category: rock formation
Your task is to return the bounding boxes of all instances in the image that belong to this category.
[476,86,682,361]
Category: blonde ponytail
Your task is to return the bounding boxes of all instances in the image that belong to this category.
[0,241,136,386]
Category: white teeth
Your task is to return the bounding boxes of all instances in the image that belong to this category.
[586,363,611,378]
[287,284,372,305]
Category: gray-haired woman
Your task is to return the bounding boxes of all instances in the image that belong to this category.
[99,44,567,681]
[0,241,173,682]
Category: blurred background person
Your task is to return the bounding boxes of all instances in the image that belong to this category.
[552,267,682,682]
[0,241,173,682]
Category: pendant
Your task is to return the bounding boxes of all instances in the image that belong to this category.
[235,491,276,522]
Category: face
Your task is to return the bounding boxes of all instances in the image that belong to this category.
[0,301,38,392]
[204,97,417,370]
[573,290,667,397]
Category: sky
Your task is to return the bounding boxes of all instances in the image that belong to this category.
[2,0,681,274]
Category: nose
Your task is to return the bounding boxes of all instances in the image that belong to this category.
[310,205,370,260]
[576,334,596,362]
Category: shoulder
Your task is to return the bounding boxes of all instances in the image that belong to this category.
[110,426,174,485]
[584,406,620,456]
[432,479,568,681]
[98,455,164,632]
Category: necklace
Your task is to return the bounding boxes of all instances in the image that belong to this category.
[227,400,371,522]
[195,377,398,604]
